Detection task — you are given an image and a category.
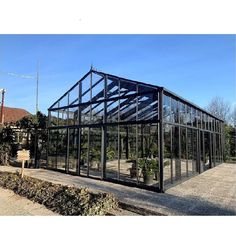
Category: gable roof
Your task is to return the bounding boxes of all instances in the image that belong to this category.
[2,106,31,124]
[48,69,224,122]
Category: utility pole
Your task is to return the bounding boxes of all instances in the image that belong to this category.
[36,61,39,114]
[0,89,6,124]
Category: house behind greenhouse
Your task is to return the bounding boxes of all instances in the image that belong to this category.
[47,69,224,192]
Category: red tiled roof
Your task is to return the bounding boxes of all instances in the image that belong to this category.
[2,106,31,124]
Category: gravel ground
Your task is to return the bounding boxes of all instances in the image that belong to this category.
[0,187,59,216]
[0,163,236,215]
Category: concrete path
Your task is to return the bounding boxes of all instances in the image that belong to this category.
[1,163,236,215]
[0,187,59,216]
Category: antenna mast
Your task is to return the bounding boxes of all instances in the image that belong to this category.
[36,62,39,114]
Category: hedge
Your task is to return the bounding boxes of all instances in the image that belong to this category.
[0,171,118,215]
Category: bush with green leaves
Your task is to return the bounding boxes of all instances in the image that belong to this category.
[138,158,170,176]
[0,171,118,215]
[0,143,12,165]
[138,159,158,176]
[0,126,16,165]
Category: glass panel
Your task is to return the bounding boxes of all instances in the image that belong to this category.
[119,96,136,122]
[81,74,91,103]
[197,110,201,129]
[119,125,138,184]
[216,120,219,132]
[49,111,58,127]
[120,80,137,96]
[203,132,210,171]
[163,95,171,123]
[186,106,192,126]
[107,76,119,98]
[139,124,159,187]
[56,128,67,171]
[180,127,187,177]
[179,102,186,124]
[138,84,156,93]
[202,113,206,130]
[212,118,215,132]
[92,74,104,102]
[58,94,68,108]
[210,133,215,167]
[80,127,89,176]
[91,102,104,124]
[215,134,221,163]
[205,115,209,130]
[47,129,58,169]
[58,109,68,126]
[192,109,197,127]
[68,128,78,173]
[164,124,172,185]
[69,85,79,106]
[171,99,179,123]
[200,131,204,172]
[211,117,214,131]
[50,101,59,109]
[138,93,158,121]
[68,107,78,126]
[187,128,197,175]
[209,117,212,131]
[107,100,119,123]
[81,105,91,125]
[106,126,119,179]
[172,126,181,180]
[89,127,102,178]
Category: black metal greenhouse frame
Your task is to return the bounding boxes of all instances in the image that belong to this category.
[47,69,224,192]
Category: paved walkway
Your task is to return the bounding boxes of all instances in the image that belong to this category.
[1,163,236,215]
[0,187,58,216]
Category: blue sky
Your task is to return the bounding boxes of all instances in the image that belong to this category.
[0,34,235,114]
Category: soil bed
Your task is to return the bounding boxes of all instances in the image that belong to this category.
[0,171,118,216]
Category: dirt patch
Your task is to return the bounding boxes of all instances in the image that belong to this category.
[0,171,118,216]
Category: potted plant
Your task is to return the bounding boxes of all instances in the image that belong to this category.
[138,159,158,185]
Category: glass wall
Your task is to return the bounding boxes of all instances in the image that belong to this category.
[162,91,223,188]
[47,70,224,192]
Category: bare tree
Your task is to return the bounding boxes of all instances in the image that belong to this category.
[230,105,236,128]
[205,96,231,123]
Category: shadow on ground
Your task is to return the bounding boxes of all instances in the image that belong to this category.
[32,170,235,216]
[2,165,236,216]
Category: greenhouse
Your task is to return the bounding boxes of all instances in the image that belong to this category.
[47,69,224,192]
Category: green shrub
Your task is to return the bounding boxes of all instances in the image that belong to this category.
[0,143,12,165]
[0,171,118,215]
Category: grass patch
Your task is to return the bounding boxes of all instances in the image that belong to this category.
[0,171,118,216]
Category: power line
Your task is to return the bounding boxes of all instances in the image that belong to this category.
[0,66,39,114]
[0,70,34,79]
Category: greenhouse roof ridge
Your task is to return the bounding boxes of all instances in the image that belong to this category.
[91,68,161,90]
[48,68,223,122]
